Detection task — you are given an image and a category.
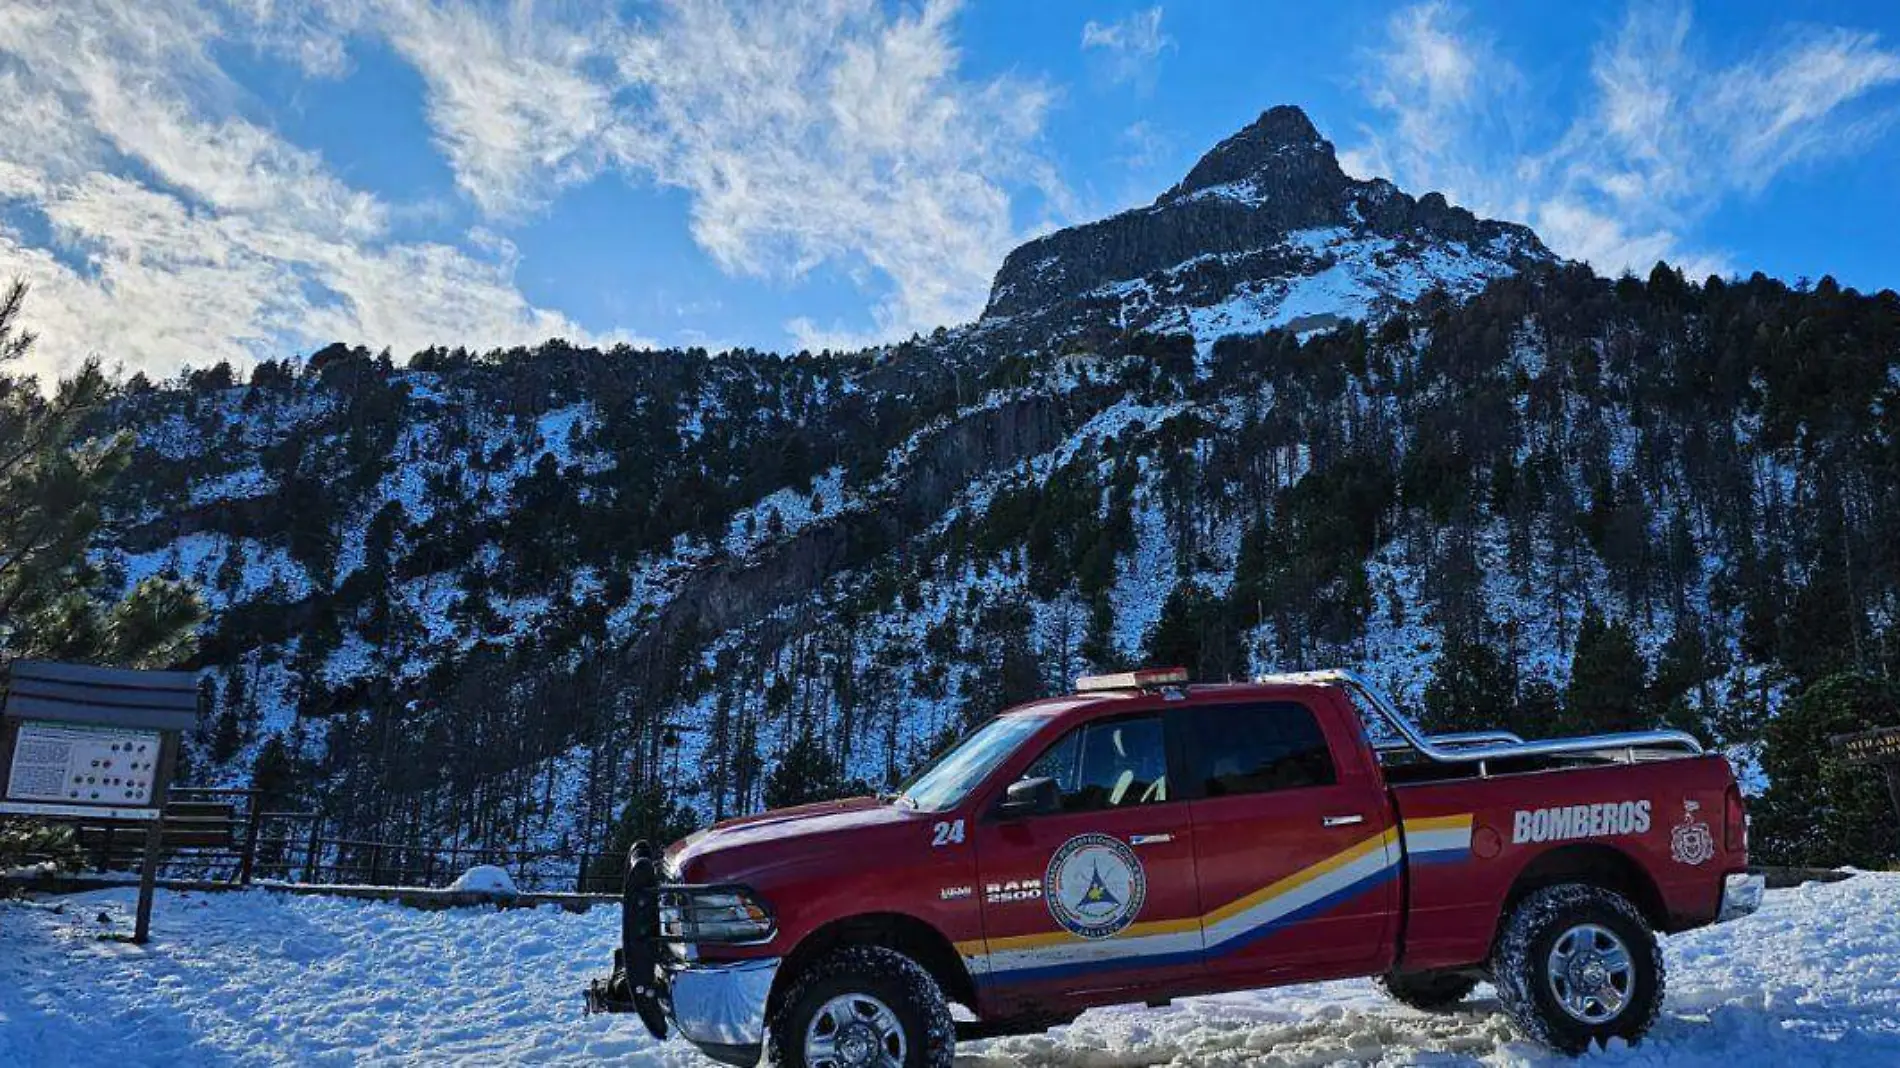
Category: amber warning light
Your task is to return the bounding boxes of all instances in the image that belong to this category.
[1074,667,1191,693]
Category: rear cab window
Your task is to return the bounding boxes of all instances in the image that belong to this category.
[1180,701,1337,797]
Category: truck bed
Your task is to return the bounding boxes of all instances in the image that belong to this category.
[1385,752,1739,971]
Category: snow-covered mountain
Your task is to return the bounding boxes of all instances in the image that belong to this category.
[983,105,1555,344]
[85,106,1900,863]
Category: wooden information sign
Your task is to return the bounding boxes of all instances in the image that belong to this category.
[1,660,198,942]
[1832,725,1900,767]
[1830,724,1900,832]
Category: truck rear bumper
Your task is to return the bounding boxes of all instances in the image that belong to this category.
[1716,871,1766,923]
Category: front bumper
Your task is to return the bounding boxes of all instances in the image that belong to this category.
[586,955,779,1065]
[584,842,779,1062]
[1716,871,1766,923]
[670,957,780,1046]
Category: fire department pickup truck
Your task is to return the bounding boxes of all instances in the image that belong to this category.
[588,668,1763,1067]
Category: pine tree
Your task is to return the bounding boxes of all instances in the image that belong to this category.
[763,727,847,809]
[1422,636,1516,734]
[1650,619,1721,741]
[251,735,298,802]
[0,281,204,668]
[1563,607,1650,734]
[1753,673,1900,868]
[1146,580,1242,681]
[584,781,702,889]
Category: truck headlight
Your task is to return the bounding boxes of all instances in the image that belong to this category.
[658,886,775,943]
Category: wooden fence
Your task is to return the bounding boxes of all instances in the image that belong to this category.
[70,787,622,894]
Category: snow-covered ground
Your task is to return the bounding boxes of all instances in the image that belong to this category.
[2,875,1895,1066]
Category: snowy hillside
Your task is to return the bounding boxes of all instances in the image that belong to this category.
[79,105,1900,870]
[3,874,1896,1065]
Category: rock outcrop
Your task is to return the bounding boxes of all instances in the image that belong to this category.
[981,105,1555,341]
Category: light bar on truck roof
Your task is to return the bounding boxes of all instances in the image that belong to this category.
[1074,667,1190,693]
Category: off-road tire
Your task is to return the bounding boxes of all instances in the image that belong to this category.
[1492,883,1664,1054]
[1375,969,1479,1012]
[766,945,955,1068]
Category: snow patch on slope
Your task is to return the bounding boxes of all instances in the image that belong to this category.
[1159,230,1531,348]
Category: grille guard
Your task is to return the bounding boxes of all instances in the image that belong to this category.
[583,841,670,1039]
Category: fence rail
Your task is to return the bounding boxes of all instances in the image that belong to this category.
[57,788,622,895]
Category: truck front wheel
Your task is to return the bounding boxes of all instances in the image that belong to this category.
[1375,969,1479,1012]
[1492,883,1664,1054]
[767,945,955,1068]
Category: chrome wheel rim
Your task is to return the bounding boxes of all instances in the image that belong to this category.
[804,992,907,1068]
[1546,923,1635,1024]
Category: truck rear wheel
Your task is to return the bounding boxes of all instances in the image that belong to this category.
[1492,883,1664,1054]
[767,945,955,1068]
[1375,969,1478,1012]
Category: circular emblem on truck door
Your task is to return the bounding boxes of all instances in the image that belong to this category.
[1045,833,1147,939]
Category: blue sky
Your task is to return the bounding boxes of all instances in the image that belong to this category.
[2,1,1898,381]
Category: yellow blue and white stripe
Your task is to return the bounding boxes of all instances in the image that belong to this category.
[957,813,1474,980]
[958,815,1476,984]
[1198,826,1400,960]
[1402,813,1474,866]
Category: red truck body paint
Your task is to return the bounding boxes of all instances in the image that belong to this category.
[660,680,1746,1026]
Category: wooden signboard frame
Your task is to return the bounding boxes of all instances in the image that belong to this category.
[1830,725,1900,833]
[1,660,198,943]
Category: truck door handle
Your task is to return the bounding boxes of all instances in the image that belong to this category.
[1128,833,1177,846]
[1322,814,1365,827]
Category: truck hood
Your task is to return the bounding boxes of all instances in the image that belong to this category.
[665,796,919,882]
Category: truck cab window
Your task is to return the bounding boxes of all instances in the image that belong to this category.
[1186,702,1336,797]
[898,711,1054,812]
[1023,715,1168,811]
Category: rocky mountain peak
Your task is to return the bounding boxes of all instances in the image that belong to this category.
[978,104,1556,335]
[1160,105,1340,203]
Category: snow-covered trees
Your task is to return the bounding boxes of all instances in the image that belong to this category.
[65,262,1900,868]
[1755,673,1900,868]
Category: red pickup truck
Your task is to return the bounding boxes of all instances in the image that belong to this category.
[588,668,1763,1067]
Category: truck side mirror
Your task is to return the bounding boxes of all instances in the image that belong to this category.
[998,776,1060,818]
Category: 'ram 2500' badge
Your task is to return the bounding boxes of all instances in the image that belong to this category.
[1045,833,1146,939]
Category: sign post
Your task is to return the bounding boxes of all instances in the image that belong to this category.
[1829,724,1900,831]
[1,660,199,943]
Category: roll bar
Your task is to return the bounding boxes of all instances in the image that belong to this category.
[1372,729,1525,752]
[1254,668,1704,764]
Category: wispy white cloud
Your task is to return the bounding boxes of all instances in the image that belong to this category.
[1346,1,1900,279]
[1117,120,1171,170]
[377,0,616,218]
[366,0,1064,352]
[1340,1,1521,193]
[1080,6,1174,88]
[0,0,629,383]
[220,0,370,79]
[613,0,1066,350]
[0,0,1064,377]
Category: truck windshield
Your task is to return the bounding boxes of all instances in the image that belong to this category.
[898,713,1052,812]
